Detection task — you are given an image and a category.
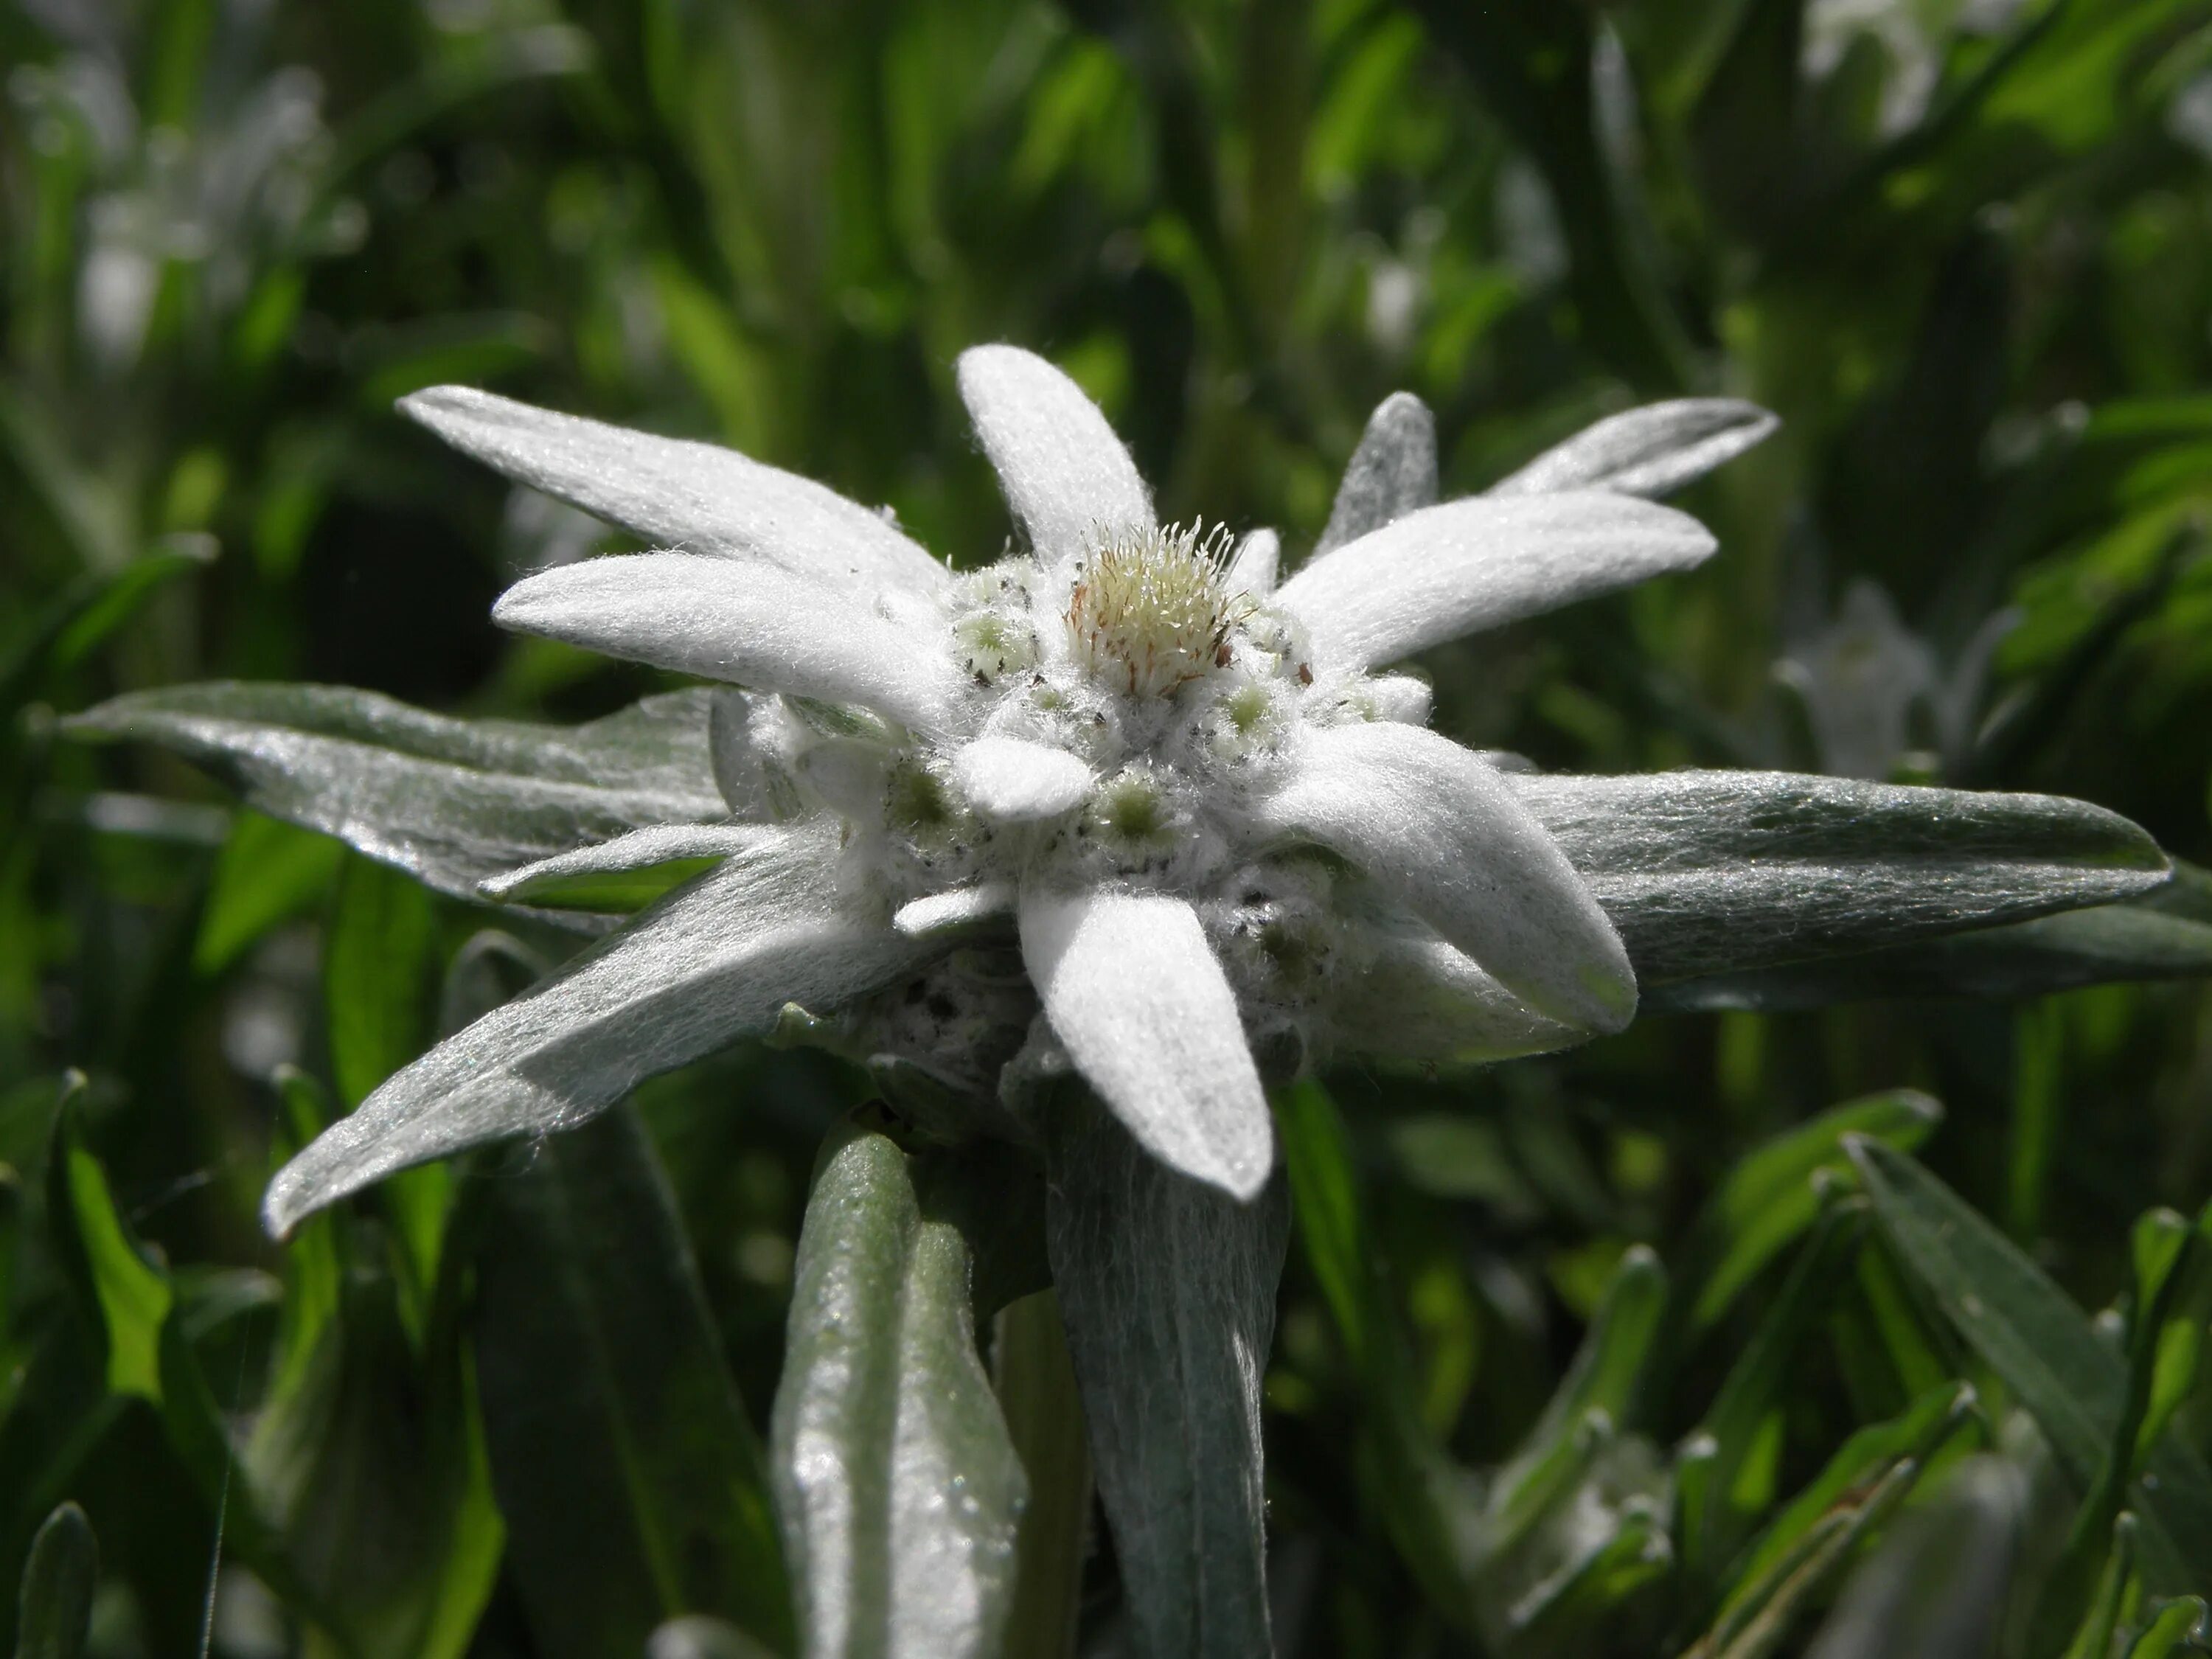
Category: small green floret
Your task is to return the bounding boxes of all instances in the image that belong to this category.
[1225,682,1271,734]
[1099,777,1164,839]
[887,762,953,831]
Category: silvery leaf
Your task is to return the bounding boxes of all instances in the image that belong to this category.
[1315,392,1438,557]
[263,821,938,1236]
[771,1121,1033,1659]
[1044,1086,1289,1659]
[479,822,771,910]
[68,682,726,907]
[1489,399,1778,499]
[1646,896,2212,1012]
[1511,770,2171,985]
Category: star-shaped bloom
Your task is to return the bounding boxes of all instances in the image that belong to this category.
[260,347,1770,1231]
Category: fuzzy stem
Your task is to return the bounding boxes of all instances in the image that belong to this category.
[995,1288,1092,1659]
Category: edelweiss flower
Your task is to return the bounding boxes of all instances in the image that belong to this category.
[260,347,1768,1231]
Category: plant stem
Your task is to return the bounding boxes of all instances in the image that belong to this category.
[994,1288,1091,1659]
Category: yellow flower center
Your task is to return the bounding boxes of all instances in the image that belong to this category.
[1065,522,1243,698]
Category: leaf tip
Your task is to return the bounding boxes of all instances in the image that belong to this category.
[394,383,475,425]
[1896,1090,1944,1127]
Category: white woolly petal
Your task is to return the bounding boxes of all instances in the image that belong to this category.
[954,735,1093,822]
[1255,721,1635,1033]
[493,553,965,735]
[1273,492,1717,671]
[1489,399,1778,500]
[264,822,934,1237]
[479,821,768,900]
[1331,926,1583,1065]
[1362,674,1431,725]
[894,882,1016,937]
[1018,886,1273,1200]
[399,386,947,595]
[956,345,1153,565]
[1227,528,1280,597]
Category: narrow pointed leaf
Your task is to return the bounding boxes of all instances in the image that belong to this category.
[1277,1080,1480,1627]
[2056,1514,2138,1659]
[472,1106,792,1658]
[1507,1512,1673,1651]
[1489,400,1778,500]
[1680,1090,1941,1330]
[68,684,726,904]
[1315,392,1438,557]
[1044,1089,1289,1659]
[251,1071,501,1659]
[1512,771,2170,985]
[194,812,345,975]
[1490,1245,1667,1545]
[46,1085,171,1402]
[771,1121,1034,1659]
[1700,1456,1924,1659]
[1680,1203,1870,1578]
[0,539,212,713]
[15,1503,95,1659]
[1714,1382,1980,1623]
[1850,1141,2212,1596]
[2127,1598,2211,1656]
[324,854,449,1292]
[1646,890,2212,1012]
[2038,1213,2212,1644]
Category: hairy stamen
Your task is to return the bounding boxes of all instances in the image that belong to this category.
[1065,521,1248,698]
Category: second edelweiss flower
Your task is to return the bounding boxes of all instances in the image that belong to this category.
[260,344,1769,1231]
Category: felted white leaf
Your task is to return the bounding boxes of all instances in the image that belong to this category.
[1330,925,1582,1065]
[479,821,769,902]
[1276,492,1717,672]
[956,345,1153,566]
[400,385,948,594]
[1256,720,1636,1033]
[264,821,936,1236]
[893,883,1016,937]
[493,552,968,736]
[1511,769,2173,984]
[953,734,1093,822]
[1018,886,1273,1201]
[66,683,725,905]
[1489,399,1778,499]
[1315,390,1438,557]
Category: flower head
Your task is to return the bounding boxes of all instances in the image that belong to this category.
[255,348,1770,1231]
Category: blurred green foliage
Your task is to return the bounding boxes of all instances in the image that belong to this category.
[7,0,2212,1653]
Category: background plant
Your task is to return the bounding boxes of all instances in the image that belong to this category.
[7,0,2212,1655]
